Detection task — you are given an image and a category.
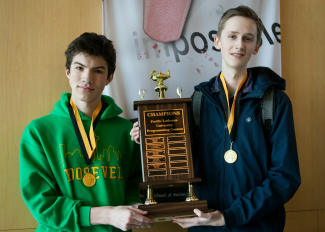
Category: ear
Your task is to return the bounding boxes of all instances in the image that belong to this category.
[106,73,114,85]
[214,35,221,50]
[253,44,261,55]
[65,68,70,79]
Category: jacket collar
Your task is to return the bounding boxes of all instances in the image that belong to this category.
[211,69,254,94]
[196,67,286,100]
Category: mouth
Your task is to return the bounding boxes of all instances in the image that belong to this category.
[231,53,245,58]
[79,86,94,92]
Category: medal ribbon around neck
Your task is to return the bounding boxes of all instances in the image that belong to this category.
[219,72,247,141]
[68,97,106,166]
[219,72,247,163]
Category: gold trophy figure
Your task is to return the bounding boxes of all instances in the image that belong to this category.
[150,70,171,100]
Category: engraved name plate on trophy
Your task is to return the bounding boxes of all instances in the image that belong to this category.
[133,70,213,222]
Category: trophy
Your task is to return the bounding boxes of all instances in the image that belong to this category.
[134,70,212,222]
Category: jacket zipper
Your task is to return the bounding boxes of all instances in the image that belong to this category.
[223,122,227,215]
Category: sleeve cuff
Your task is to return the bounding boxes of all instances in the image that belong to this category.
[79,206,92,227]
[223,203,242,227]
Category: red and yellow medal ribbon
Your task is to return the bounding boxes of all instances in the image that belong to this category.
[69,98,102,159]
[219,72,248,133]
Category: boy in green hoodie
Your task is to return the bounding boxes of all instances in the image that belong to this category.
[20,32,153,232]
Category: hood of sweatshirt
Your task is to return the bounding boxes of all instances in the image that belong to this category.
[50,93,123,120]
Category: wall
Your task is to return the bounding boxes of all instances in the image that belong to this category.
[281,0,325,231]
[0,0,102,230]
[0,0,324,231]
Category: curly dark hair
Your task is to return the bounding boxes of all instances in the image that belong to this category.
[64,32,116,79]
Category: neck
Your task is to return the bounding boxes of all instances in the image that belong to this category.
[71,97,100,118]
[221,67,247,92]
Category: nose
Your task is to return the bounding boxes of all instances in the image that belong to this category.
[235,38,244,50]
[82,69,93,84]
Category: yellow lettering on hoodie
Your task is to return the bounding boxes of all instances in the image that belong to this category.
[101,166,108,178]
[118,167,123,179]
[64,168,74,182]
[109,166,117,179]
[92,166,100,179]
[76,167,82,180]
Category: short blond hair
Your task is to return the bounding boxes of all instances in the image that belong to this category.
[217,5,263,46]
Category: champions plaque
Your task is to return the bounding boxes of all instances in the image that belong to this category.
[133,70,212,222]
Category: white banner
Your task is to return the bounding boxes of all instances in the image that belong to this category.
[103,0,281,119]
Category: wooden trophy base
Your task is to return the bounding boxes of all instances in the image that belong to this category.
[138,200,214,222]
[139,178,202,189]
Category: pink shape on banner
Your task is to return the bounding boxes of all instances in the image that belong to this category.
[152,44,158,49]
[143,0,192,43]
[196,68,200,74]
[209,58,213,61]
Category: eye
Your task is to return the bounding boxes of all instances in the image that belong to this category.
[94,70,103,74]
[245,37,253,42]
[229,35,236,39]
[76,66,83,71]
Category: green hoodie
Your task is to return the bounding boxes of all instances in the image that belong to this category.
[20,93,142,232]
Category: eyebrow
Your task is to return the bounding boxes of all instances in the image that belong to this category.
[227,31,240,34]
[227,31,255,37]
[73,62,106,70]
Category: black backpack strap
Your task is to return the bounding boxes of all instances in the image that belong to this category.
[261,87,276,139]
[192,91,203,138]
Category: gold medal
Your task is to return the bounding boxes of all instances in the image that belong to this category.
[224,149,237,163]
[83,173,96,187]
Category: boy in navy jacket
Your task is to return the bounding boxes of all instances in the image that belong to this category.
[131,5,300,232]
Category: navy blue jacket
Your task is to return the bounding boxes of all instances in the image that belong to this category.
[189,67,301,232]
